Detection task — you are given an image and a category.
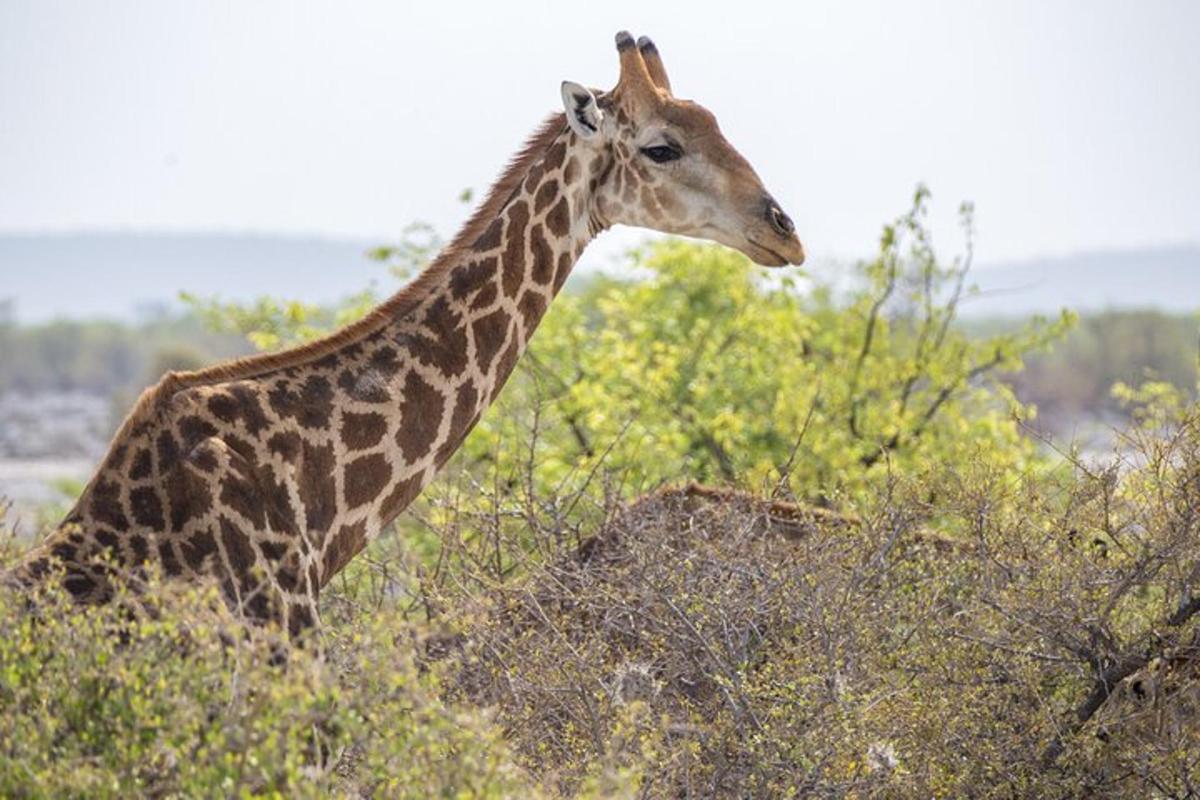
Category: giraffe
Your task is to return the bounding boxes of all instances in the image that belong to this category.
[8,32,805,637]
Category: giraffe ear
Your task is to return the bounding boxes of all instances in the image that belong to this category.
[561,81,603,141]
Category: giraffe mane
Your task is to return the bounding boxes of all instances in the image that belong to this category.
[116,111,570,432]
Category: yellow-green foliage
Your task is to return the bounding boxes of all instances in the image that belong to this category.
[446,399,1200,797]
[0,556,540,798]
[458,190,1073,512]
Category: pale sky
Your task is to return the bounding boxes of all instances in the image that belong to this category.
[2,0,1199,267]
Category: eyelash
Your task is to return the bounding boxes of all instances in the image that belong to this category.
[640,143,683,163]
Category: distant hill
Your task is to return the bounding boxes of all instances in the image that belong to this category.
[1,233,1197,322]
[964,245,1200,317]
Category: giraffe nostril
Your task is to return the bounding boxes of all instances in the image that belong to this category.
[768,205,794,237]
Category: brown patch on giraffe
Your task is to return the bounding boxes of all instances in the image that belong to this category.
[529,224,555,285]
[436,382,480,465]
[219,466,266,530]
[344,453,392,508]
[337,367,391,404]
[128,532,149,565]
[218,516,257,595]
[244,591,273,622]
[89,478,128,530]
[564,156,579,184]
[271,374,336,430]
[262,470,296,535]
[554,252,573,293]
[471,308,510,371]
[546,196,571,238]
[19,557,51,582]
[163,462,213,533]
[190,444,219,473]
[287,602,315,638]
[518,290,548,335]
[323,519,368,577]
[156,429,181,470]
[103,443,128,473]
[312,348,345,370]
[396,372,444,463]
[470,282,498,311]
[231,384,271,434]
[180,525,217,571]
[129,448,153,481]
[378,472,424,523]
[274,547,304,592]
[299,440,337,535]
[95,529,119,557]
[501,200,530,298]
[222,433,258,465]
[158,541,182,576]
[368,345,403,378]
[207,393,239,425]
[450,257,498,300]
[454,381,479,421]
[258,540,286,561]
[341,411,388,450]
[207,385,271,435]
[50,540,76,564]
[267,430,302,461]
[472,217,503,251]
[491,335,522,401]
[544,139,567,171]
[129,486,165,530]
[523,160,546,193]
[178,417,219,453]
[62,574,96,599]
[408,296,470,377]
[534,180,558,215]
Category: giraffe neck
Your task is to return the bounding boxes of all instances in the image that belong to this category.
[308,118,602,568]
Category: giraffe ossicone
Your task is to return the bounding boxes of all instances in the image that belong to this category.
[9,31,805,636]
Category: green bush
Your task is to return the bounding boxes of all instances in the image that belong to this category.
[468,190,1072,505]
[0,549,542,798]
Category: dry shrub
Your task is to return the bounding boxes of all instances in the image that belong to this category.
[437,413,1200,797]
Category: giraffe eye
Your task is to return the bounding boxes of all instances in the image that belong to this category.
[640,144,682,163]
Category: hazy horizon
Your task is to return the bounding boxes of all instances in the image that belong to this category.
[2,230,1198,323]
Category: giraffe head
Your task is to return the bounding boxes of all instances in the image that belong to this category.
[561,31,805,267]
